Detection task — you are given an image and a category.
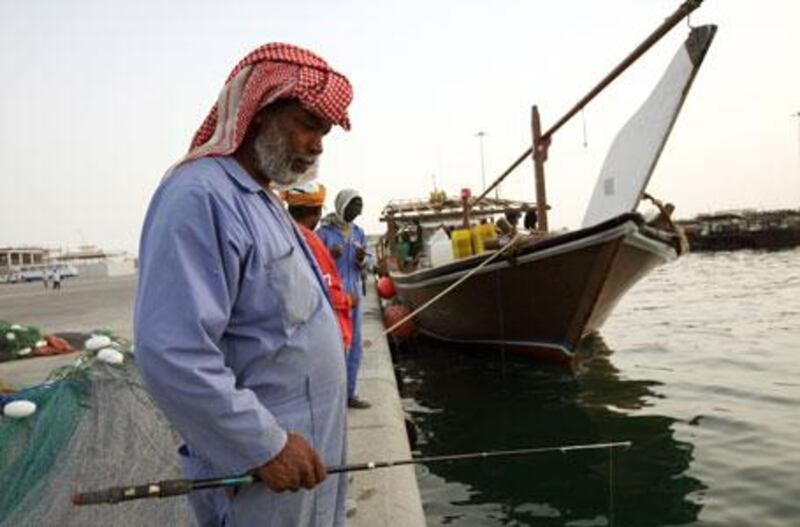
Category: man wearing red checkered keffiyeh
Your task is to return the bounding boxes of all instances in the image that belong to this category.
[135,43,354,527]
[184,43,351,162]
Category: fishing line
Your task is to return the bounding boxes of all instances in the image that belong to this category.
[609,443,615,527]
[495,269,507,376]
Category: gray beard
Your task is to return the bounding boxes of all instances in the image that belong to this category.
[252,122,319,187]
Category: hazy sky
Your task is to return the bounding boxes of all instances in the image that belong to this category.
[1,0,798,254]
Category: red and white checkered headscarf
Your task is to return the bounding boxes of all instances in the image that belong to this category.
[183,43,353,163]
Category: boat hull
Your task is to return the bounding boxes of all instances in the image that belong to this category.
[390,215,677,362]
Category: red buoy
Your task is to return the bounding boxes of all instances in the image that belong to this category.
[376,276,396,299]
[383,304,416,339]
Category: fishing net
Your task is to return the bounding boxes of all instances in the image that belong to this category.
[0,341,194,526]
[0,321,44,362]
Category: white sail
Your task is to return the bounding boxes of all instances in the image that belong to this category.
[581,26,716,228]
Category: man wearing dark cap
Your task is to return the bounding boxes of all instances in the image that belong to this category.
[134,43,353,526]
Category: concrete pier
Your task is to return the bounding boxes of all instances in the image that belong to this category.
[0,274,425,525]
[346,284,425,526]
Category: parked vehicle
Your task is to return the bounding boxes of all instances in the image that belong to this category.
[53,263,79,278]
[19,265,47,282]
[0,271,20,284]
[19,264,79,282]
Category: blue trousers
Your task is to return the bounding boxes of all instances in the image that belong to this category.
[347,304,363,398]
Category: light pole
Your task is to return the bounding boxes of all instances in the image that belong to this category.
[475,131,488,196]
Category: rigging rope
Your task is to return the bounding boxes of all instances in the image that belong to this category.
[382,232,524,336]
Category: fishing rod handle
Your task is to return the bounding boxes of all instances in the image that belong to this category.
[72,478,193,505]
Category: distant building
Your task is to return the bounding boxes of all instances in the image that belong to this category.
[0,245,136,282]
[49,245,136,278]
[0,247,47,269]
[0,247,48,281]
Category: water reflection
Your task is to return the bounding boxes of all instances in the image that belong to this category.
[396,335,705,526]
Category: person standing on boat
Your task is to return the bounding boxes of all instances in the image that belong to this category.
[134,43,353,527]
[283,183,353,353]
[317,189,372,409]
[523,207,538,231]
[496,209,520,240]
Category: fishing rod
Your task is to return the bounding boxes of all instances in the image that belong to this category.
[72,440,631,506]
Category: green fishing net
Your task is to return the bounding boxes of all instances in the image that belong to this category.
[0,321,43,362]
[0,341,194,526]
[0,376,88,522]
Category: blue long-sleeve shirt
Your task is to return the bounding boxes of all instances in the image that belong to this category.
[134,156,347,526]
[316,222,370,296]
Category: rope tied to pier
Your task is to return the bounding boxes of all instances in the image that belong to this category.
[382,232,526,337]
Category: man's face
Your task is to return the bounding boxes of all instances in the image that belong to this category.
[344,197,363,223]
[250,100,332,186]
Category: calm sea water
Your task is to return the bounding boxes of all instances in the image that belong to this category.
[396,248,800,526]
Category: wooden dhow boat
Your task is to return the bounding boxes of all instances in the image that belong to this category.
[378,2,716,363]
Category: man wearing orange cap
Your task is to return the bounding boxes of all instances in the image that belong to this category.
[135,44,353,526]
[284,183,353,352]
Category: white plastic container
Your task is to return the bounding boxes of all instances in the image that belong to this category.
[428,228,455,267]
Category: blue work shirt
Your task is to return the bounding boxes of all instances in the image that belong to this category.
[316,221,373,398]
[316,222,369,297]
[134,156,347,526]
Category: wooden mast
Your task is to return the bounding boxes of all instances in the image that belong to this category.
[531,105,549,232]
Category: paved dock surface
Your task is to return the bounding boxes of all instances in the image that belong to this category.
[0,275,136,337]
[345,286,425,526]
[0,275,136,387]
[0,274,424,525]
